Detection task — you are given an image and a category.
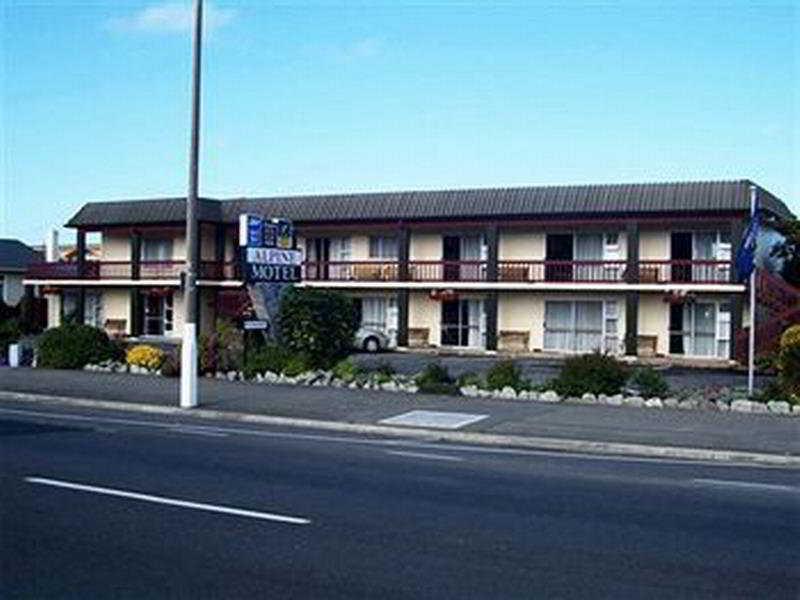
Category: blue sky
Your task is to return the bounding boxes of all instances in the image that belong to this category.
[2,1,797,244]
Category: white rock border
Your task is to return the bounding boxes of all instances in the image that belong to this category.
[80,360,799,417]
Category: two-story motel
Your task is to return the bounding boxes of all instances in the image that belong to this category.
[25,180,795,363]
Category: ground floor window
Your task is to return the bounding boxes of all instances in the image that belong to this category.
[143,293,174,336]
[354,296,398,347]
[543,300,619,354]
[441,299,485,348]
[60,290,103,328]
[669,300,730,358]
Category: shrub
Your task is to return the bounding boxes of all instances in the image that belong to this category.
[457,372,484,389]
[332,358,362,382]
[0,318,21,361]
[199,319,244,374]
[551,352,629,397]
[628,367,669,399]
[37,324,116,369]
[243,344,292,379]
[126,345,166,371]
[414,363,458,395]
[279,288,358,369]
[485,360,527,391]
[778,324,800,402]
[160,353,181,378]
[283,354,311,377]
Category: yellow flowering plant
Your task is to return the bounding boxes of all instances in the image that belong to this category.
[126,344,166,372]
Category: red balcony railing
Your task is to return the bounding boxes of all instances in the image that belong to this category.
[26,260,239,281]
[303,261,400,282]
[410,260,487,282]
[638,260,731,284]
[498,260,626,283]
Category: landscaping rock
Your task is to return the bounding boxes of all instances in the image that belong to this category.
[581,393,597,403]
[624,396,645,408]
[750,402,768,414]
[792,405,800,416]
[663,397,679,409]
[767,401,791,415]
[731,399,752,413]
[540,390,560,403]
[645,398,663,409]
[715,400,730,412]
[678,399,698,410]
[460,385,480,398]
[500,386,518,400]
[606,395,623,406]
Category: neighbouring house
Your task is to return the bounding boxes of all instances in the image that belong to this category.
[24,180,797,363]
[1,239,42,307]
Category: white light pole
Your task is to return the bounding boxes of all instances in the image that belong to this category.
[181,0,203,408]
[747,184,757,397]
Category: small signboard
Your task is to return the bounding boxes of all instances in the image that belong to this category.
[243,320,269,331]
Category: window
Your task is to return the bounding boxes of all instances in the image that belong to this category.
[143,293,174,336]
[544,300,620,354]
[671,301,730,358]
[368,236,398,259]
[141,238,173,261]
[359,296,398,347]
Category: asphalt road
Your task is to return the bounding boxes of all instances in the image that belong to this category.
[1,402,798,599]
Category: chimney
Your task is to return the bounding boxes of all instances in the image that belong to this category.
[45,228,59,262]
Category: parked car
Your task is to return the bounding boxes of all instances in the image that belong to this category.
[355,327,390,352]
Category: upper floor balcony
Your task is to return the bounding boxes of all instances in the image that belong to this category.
[302,259,733,285]
[26,257,733,285]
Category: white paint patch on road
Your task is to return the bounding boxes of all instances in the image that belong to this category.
[692,479,800,494]
[25,477,311,525]
[386,450,464,462]
[380,410,488,430]
[169,426,229,438]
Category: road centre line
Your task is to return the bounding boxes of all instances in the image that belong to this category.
[25,476,311,525]
[692,478,800,494]
[385,450,463,462]
[0,406,792,469]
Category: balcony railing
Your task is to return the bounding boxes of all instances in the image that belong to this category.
[27,259,734,285]
[26,260,239,281]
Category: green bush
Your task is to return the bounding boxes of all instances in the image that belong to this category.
[199,319,244,374]
[279,288,358,369]
[485,360,527,391]
[778,325,800,403]
[160,353,181,378]
[628,367,669,398]
[37,324,116,369]
[551,352,629,397]
[414,363,458,395]
[0,317,21,361]
[243,343,291,379]
[332,358,362,382]
[457,372,484,389]
[283,354,311,377]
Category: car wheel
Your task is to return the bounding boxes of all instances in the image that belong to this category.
[363,337,381,353]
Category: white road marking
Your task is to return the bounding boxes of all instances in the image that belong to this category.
[692,479,800,493]
[0,407,791,469]
[169,426,229,438]
[380,410,488,430]
[386,450,463,462]
[25,477,311,525]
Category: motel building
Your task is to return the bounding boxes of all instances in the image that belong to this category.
[24,180,796,364]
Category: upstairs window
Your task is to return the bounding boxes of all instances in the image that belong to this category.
[368,236,398,259]
[141,238,173,262]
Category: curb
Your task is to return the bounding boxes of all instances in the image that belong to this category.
[1,391,798,467]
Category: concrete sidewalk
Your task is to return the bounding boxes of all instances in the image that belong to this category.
[1,368,798,459]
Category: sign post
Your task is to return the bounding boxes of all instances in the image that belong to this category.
[239,215,302,341]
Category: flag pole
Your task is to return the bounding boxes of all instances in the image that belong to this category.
[747,184,757,397]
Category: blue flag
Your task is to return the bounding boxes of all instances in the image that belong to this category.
[736,209,760,282]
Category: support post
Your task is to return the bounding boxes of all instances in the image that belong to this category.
[485,292,498,351]
[75,230,86,324]
[130,231,142,280]
[625,292,638,356]
[397,289,409,348]
[625,222,640,283]
[181,0,203,409]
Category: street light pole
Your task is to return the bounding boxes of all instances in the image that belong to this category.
[181,0,203,408]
